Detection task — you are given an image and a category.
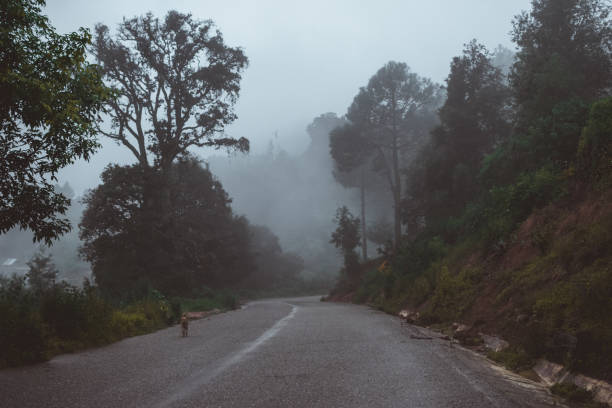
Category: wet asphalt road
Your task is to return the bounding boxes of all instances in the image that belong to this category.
[0,296,564,408]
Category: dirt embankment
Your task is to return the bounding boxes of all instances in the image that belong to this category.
[463,188,612,335]
[330,186,612,386]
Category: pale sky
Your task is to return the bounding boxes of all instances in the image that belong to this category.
[46,0,532,193]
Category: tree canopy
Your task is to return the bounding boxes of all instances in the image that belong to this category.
[93,11,250,172]
[343,62,442,248]
[0,0,110,244]
[511,0,611,126]
[330,206,361,279]
[407,41,511,223]
[79,158,253,296]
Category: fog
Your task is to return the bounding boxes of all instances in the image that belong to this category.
[47,0,530,188]
[3,0,531,280]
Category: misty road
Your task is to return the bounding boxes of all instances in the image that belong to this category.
[0,297,562,408]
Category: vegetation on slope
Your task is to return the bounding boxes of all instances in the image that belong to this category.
[328,0,612,382]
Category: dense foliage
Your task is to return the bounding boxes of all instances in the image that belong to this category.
[1,4,311,369]
[330,206,361,281]
[93,10,249,171]
[80,158,254,296]
[408,41,511,224]
[330,0,612,380]
[0,254,181,367]
[0,0,110,243]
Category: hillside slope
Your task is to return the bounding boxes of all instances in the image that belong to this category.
[334,185,612,383]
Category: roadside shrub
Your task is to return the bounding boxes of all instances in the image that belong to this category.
[481,166,566,248]
[0,273,183,368]
[427,265,482,322]
[176,288,240,313]
[110,310,150,338]
[40,285,88,340]
[394,236,447,279]
[550,383,594,403]
[0,276,48,366]
[353,268,383,304]
[487,346,533,372]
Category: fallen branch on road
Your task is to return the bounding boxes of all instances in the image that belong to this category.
[410,334,434,340]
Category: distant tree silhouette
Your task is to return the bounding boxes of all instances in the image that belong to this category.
[330,123,384,260]
[93,11,249,173]
[330,206,361,279]
[243,224,304,291]
[340,62,442,249]
[304,113,346,165]
[26,251,58,293]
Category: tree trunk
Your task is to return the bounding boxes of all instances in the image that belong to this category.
[360,168,368,261]
[139,164,158,287]
[390,90,402,251]
[392,136,402,251]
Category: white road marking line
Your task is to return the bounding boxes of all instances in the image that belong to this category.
[155,303,298,408]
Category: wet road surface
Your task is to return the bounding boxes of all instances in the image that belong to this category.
[0,296,564,407]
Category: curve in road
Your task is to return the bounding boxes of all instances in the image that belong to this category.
[0,296,564,408]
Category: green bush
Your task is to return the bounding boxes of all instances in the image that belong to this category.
[487,346,533,372]
[426,265,482,322]
[550,383,594,404]
[0,275,185,368]
[353,268,384,304]
[577,97,612,186]
[0,276,49,366]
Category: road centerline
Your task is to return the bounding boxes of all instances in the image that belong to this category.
[154,302,298,408]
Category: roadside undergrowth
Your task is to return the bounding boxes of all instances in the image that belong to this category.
[0,280,238,368]
[331,187,612,383]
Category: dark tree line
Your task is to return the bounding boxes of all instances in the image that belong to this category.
[329,0,611,275]
[330,206,361,281]
[407,40,512,225]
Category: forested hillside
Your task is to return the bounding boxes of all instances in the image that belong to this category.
[328,0,612,382]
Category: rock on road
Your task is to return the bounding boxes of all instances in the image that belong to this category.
[0,296,563,408]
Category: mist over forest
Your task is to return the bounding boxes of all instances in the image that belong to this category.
[2,1,612,399]
[207,112,394,279]
[0,3,518,287]
[0,1,533,288]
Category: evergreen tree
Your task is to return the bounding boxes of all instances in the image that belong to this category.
[330,206,361,279]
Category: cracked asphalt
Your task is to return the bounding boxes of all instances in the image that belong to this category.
[0,296,564,407]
